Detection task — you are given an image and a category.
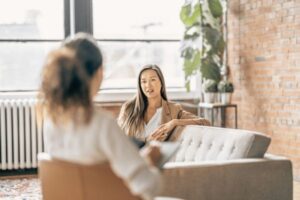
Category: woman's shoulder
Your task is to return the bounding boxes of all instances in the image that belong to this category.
[91,108,125,136]
[163,100,182,109]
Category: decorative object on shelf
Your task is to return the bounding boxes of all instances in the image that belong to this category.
[218,80,234,104]
[202,79,218,103]
[180,0,225,91]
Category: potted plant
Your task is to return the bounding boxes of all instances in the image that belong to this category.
[202,79,218,103]
[218,80,234,104]
[180,0,225,91]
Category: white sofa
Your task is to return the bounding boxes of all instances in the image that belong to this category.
[160,125,293,200]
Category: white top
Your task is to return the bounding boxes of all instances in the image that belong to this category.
[140,107,162,138]
[44,108,161,200]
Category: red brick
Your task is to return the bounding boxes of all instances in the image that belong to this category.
[228,0,300,180]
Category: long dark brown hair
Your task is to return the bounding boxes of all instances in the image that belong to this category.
[118,64,167,137]
[40,33,102,125]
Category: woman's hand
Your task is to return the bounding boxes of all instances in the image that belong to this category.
[140,143,161,167]
[148,119,178,141]
[201,118,211,126]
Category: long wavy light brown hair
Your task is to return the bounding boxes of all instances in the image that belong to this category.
[39,33,102,125]
[118,64,167,137]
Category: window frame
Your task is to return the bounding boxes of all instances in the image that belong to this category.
[0,0,200,102]
[90,0,195,99]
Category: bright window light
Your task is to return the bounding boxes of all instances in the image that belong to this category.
[0,0,63,39]
[93,0,183,39]
[93,0,185,90]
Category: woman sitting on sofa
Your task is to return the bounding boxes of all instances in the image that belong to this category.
[39,33,162,200]
[118,64,210,142]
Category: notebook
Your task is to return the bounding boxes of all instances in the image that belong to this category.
[130,137,180,168]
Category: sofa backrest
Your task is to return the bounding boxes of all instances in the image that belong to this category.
[172,126,271,162]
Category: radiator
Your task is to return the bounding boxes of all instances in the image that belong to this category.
[0,99,45,170]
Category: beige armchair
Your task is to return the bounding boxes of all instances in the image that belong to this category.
[38,153,185,200]
[38,153,141,200]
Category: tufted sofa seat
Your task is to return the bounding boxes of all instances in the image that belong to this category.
[160,125,293,200]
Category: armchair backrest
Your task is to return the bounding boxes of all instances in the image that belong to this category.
[38,153,140,200]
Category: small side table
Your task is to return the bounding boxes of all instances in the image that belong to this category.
[179,102,238,128]
[198,103,238,128]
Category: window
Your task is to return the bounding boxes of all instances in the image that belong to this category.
[93,0,182,40]
[93,0,185,90]
[0,0,187,95]
[0,0,63,40]
[0,0,63,91]
[0,42,59,91]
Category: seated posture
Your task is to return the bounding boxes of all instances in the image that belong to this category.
[118,64,210,142]
[39,33,161,200]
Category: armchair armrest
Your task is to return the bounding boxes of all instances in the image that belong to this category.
[160,156,293,200]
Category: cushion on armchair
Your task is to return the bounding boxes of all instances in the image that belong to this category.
[172,125,271,162]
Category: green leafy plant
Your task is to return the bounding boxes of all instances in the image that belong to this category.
[218,80,234,93]
[202,79,218,93]
[180,0,225,91]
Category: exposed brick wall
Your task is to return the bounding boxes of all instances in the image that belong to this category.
[228,0,300,180]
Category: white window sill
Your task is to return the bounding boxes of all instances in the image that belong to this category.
[0,89,200,103]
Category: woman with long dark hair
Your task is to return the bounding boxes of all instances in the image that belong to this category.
[118,64,210,142]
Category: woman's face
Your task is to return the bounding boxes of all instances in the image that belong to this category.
[140,69,162,100]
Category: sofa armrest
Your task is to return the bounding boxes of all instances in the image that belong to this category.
[160,156,293,200]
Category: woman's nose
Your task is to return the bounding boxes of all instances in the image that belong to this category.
[145,81,152,87]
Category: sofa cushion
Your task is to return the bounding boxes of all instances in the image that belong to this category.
[173,126,271,162]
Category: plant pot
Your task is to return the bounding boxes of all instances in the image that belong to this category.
[216,92,221,103]
[221,93,232,104]
[203,92,217,103]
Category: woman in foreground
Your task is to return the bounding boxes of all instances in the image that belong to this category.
[39,33,161,200]
[118,64,210,142]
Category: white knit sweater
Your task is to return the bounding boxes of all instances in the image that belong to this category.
[44,108,161,200]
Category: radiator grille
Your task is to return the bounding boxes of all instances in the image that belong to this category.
[0,99,44,170]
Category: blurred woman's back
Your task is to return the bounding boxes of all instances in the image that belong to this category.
[39,33,161,200]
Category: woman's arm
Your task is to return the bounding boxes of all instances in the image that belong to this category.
[177,104,211,126]
[148,103,210,141]
[99,117,161,200]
